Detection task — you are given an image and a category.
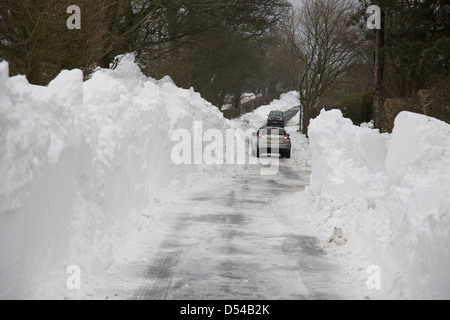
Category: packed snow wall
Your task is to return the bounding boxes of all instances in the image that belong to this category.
[308,109,450,299]
[0,54,228,299]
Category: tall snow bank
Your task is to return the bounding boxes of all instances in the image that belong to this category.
[307,109,450,299]
[308,109,387,197]
[0,54,228,299]
[384,112,450,299]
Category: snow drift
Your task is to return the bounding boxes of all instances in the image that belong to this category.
[307,109,450,299]
[0,54,229,299]
[239,91,300,129]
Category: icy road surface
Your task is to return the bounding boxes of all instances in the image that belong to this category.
[101,156,358,300]
[113,159,356,300]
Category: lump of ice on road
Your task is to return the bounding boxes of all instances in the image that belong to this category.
[326,227,348,246]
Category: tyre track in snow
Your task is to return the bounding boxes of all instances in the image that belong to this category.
[130,156,356,300]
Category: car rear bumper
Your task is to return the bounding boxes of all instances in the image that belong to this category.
[258,143,291,151]
[267,120,285,127]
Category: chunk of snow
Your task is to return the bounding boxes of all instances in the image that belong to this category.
[307,109,450,299]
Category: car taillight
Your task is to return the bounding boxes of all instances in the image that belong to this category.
[259,135,265,139]
[284,136,290,140]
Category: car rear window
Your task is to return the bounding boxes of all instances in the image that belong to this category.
[270,111,283,116]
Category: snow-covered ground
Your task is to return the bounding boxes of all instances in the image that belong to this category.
[1,54,449,299]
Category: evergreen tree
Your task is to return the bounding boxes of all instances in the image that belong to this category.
[360,0,450,97]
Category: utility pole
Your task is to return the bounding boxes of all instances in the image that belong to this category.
[299,54,308,134]
[373,9,384,129]
[367,4,385,129]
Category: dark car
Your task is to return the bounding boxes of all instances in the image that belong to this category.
[255,126,291,158]
[267,110,286,128]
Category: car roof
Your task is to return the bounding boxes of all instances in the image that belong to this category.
[259,126,286,130]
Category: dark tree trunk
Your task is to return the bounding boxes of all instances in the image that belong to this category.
[373,10,385,129]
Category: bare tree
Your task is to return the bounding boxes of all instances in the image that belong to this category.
[284,0,359,134]
[0,0,127,84]
[137,0,291,105]
[0,0,291,99]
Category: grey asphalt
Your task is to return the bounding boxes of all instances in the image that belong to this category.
[127,156,357,300]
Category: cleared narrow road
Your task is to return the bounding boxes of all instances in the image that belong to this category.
[127,157,356,300]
